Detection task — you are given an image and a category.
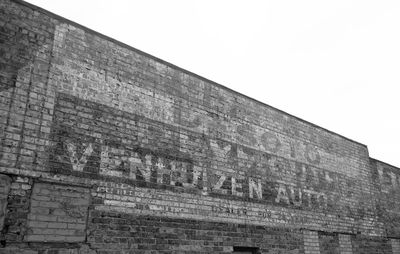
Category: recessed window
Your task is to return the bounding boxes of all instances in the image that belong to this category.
[233,246,260,254]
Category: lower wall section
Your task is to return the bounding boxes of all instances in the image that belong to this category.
[0,172,398,254]
[351,235,393,254]
[87,211,304,253]
[338,234,352,254]
[25,182,90,242]
[304,230,320,254]
[318,232,339,254]
[391,239,400,254]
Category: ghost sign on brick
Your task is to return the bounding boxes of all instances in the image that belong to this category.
[49,93,358,217]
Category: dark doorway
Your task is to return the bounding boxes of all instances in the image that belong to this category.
[233,246,260,254]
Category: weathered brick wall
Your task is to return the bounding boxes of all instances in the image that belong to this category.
[0,0,399,253]
[318,232,339,254]
[351,235,393,254]
[338,234,353,254]
[2,176,31,244]
[88,211,304,253]
[370,159,400,238]
[0,0,55,173]
[44,5,375,234]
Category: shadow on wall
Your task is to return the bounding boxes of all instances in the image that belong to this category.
[0,26,39,91]
[0,0,56,165]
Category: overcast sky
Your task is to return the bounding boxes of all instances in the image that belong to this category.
[27,0,400,167]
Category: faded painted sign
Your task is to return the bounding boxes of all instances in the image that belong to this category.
[93,181,355,231]
[50,93,358,215]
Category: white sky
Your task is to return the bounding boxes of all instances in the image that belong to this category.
[27,0,400,167]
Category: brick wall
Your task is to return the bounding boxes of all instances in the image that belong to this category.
[338,234,353,254]
[370,159,400,239]
[0,0,399,253]
[318,232,339,254]
[351,235,392,254]
[88,211,304,253]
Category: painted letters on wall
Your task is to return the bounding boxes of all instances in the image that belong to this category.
[49,93,359,217]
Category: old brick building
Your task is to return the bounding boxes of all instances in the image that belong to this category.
[0,0,399,253]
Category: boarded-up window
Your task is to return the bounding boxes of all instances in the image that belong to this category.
[25,182,90,242]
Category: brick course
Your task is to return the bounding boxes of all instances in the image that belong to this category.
[0,0,399,253]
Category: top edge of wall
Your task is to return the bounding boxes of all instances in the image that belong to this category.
[13,0,368,149]
[370,158,400,170]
